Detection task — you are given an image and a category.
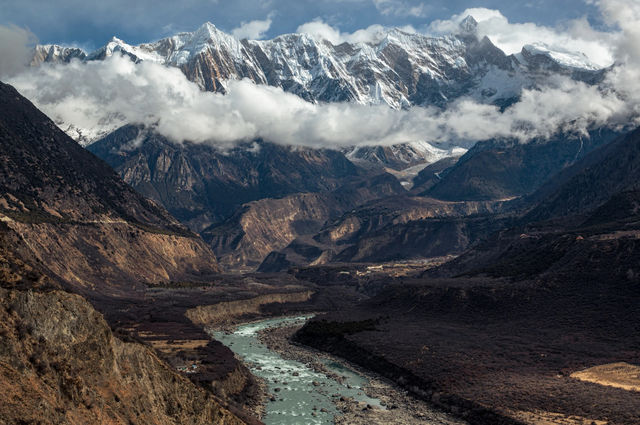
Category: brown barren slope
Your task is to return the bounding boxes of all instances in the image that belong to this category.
[571,363,640,392]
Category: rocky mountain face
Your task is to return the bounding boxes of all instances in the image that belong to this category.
[32,17,603,112]
[0,286,245,425]
[203,173,405,270]
[0,82,220,292]
[419,129,620,201]
[0,214,246,424]
[88,125,360,231]
[258,196,511,271]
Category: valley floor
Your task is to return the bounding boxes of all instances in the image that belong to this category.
[83,260,640,425]
[294,276,640,425]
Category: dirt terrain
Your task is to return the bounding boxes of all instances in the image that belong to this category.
[294,242,640,425]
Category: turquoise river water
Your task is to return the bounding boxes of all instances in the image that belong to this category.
[212,316,383,425]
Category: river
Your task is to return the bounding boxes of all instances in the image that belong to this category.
[211,315,384,424]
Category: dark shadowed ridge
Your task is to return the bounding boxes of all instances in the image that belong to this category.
[88,124,361,231]
[424,130,619,202]
[0,82,190,233]
[0,82,221,292]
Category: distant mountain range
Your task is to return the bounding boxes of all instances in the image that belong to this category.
[22,18,621,272]
[32,17,604,110]
[31,16,606,165]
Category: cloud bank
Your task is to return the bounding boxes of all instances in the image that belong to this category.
[296,20,416,45]
[5,0,640,151]
[428,7,615,68]
[0,24,36,78]
[8,54,630,150]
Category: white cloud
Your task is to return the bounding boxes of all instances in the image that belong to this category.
[595,0,640,65]
[6,1,640,152]
[0,25,37,78]
[7,51,637,151]
[428,7,615,68]
[296,19,415,44]
[231,15,273,40]
[373,0,429,17]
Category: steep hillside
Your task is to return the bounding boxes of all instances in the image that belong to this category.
[523,127,640,223]
[411,156,463,194]
[0,219,247,424]
[0,288,247,425]
[203,173,404,270]
[424,130,619,201]
[0,82,220,292]
[88,125,360,231]
[259,196,511,271]
[0,254,244,425]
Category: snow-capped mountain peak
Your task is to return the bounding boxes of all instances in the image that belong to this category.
[28,22,606,149]
[32,22,604,107]
[458,15,479,35]
[518,43,602,71]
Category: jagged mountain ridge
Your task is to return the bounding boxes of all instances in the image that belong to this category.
[31,17,606,171]
[257,195,511,271]
[202,172,406,270]
[33,17,604,112]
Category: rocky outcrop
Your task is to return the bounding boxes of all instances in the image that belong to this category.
[204,194,343,271]
[2,220,217,292]
[0,287,246,425]
[186,291,314,327]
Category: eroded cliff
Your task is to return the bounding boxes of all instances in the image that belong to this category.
[0,288,245,425]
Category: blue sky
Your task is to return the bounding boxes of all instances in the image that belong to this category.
[0,0,602,48]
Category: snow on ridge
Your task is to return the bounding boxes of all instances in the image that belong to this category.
[521,43,601,71]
